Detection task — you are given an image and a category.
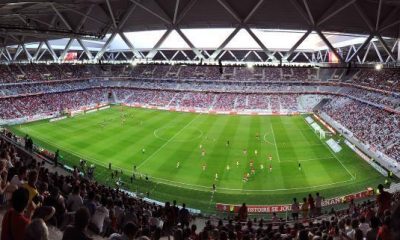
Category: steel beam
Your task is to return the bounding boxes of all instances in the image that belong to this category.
[316,30,344,62]
[51,3,73,30]
[347,34,373,62]
[94,32,116,60]
[175,28,204,59]
[376,35,396,61]
[209,27,240,60]
[146,28,173,59]
[119,31,142,59]
[317,0,357,26]
[44,40,58,61]
[283,29,311,60]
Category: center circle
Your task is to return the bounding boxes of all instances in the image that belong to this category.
[154,126,203,142]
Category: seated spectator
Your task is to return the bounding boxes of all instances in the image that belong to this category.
[1,188,30,240]
[24,218,49,240]
[108,222,138,240]
[62,207,92,240]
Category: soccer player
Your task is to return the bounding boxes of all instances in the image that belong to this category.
[236,160,239,167]
[202,163,207,171]
[256,132,260,140]
[226,140,230,147]
[269,164,272,172]
[212,183,216,191]
[226,164,230,171]
[243,173,248,182]
[109,162,112,170]
[243,149,247,155]
[215,173,218,181]
[176,161,180,168]
[298,162,302,171]
[201,149,206,157]
[142,148,146,154]
[254,149,258,156]
[133,165,137,171]
[268,154,272,161]
[251,167,255,175]
[260,164,264,170]
[199,144,202,149]
[249,160,254,167]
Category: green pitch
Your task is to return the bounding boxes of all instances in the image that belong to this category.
[9,107,384,213]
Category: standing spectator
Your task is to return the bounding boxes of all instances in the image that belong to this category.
[62,208,92,240]
[359,215,370,237]
[1,188,30,240]
[90,198,109,234]
[377,184,392,217]
[377,216,392,240]
[179,203,190,228]
[308,193,315,217]
[10,166,27,187]
[301,198,308,220]
[66,186,83,212]
[315,192,322,216]
[54,149,59,167]
[21,170,40,218]
[366,216,380,240]
[291,198,299,221]
[238,203,248,222]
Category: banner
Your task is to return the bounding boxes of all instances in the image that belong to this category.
[216,189,374,213]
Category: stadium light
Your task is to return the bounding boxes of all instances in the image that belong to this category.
[375,64,383,71]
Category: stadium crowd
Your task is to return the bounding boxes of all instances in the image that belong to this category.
[0,64,399,92]
[321,97,400,162]
[0,130,399,240]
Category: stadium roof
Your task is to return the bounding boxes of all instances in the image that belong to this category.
[0,0,399,64]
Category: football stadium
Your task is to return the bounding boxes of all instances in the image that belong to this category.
[0,0,399,239]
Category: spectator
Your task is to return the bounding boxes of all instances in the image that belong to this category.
[108,222,138,240]
[62,207,92,240]
[1,188,30,240]
[366,216,380,240]
[292,198,299,221]
[377,184,392,217]
[90,198,110,234]
[301,198,309,220]
[66,186,83,212]
[238,203,248,222]
[24,218,49,240]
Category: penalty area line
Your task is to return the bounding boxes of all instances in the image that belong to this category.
[306,118,356,180]
[270,124,281,163]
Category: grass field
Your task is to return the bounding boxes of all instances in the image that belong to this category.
[9,106,385,213]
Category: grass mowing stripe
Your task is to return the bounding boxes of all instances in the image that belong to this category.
[137,113,202,169]
[8,107,385,212]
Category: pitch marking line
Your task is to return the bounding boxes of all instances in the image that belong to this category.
[137,113,202,169]
[279,156,335,163]
[262,133,275,145]
[270,124,281,163]
[153,126,203,142]
[21,121,356,193]
[23,133,355,193]
[305,118,356,180]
